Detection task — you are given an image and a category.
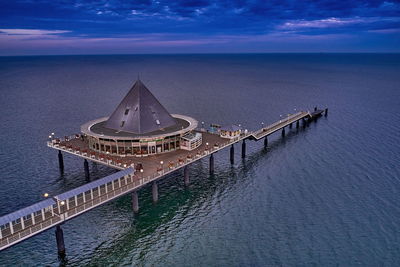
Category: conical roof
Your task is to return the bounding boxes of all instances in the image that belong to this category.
[105,79,177,134]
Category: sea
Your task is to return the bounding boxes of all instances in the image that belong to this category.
[0,54,399,266]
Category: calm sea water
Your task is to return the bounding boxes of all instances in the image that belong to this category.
[0,54,399,266]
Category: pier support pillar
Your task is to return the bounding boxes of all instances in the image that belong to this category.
[184,165,190,186]
[264,136,268,148]
[325,108,328,116]
[241,140,246,158]
[302,118,306,128]
[314,106,317,112]
[289,123,292,129]
[84,159,90,179]
[209,154,214,175]
[55,225,65,257]
[230,145,234,164]
[58,150,64,173]
[152,182,158,203]
[282,127,285,137]
[131,191,139,213]
[296,120,299,129]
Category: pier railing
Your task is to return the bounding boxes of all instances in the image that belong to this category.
[252,111,310,139]
[0,168,135,250]
[1,108,322,251]
[1,135,248,251]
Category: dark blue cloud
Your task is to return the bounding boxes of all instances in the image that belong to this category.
[0,0,399,54]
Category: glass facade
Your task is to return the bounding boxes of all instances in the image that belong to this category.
[87,134,183,156]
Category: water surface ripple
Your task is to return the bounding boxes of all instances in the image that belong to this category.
[0,54,399,266]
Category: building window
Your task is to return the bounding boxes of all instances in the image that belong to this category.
[121,121,125,127]
[124,109,129,115]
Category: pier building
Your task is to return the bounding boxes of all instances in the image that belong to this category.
[0,77,328,256]
[78,79,200,157]
[219,125,242,139]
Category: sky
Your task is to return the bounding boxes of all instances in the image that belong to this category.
[0,0,399,55]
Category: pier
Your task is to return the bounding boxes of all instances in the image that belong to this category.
[0,109,326,252]
[0,79,327,254]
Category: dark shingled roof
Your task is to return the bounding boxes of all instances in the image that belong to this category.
[105,79,177,134]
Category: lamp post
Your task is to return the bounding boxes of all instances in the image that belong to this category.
[206,142,209,153]
[160,160,164,174]
[261,122,264,129]
[44,192,66,256]
[44,193,66,220]
[140,168,144,179]
[279,115,282,123]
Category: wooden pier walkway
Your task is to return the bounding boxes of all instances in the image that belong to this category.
[0,108,327,252]
[251,111,310,140]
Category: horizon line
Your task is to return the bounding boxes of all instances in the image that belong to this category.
[1,51,400,57]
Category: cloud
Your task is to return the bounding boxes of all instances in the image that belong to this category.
[0,1,399,54]
[276,16,400,35]
[278,17,366,30]
[0,28,70,35]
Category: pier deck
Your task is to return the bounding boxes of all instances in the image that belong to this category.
[61,131,229,177]
[0,109,326,251]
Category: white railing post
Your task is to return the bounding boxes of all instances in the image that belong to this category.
[31,213,36,225]
[9,222,14,235]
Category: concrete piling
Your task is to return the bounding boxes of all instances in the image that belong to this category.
[264,136,268,148]
[296,120,299,128]
[84,159,90,179]
[55,225,65,257]
[152,182,158,203]
[325,108,328,116]
[184,165,189,186]
[282,127,285,137]
[241,140,246,158]
[58,150,64,173]
[230,145,234,164]
[131,191,139,213]
[209,153,214,175]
